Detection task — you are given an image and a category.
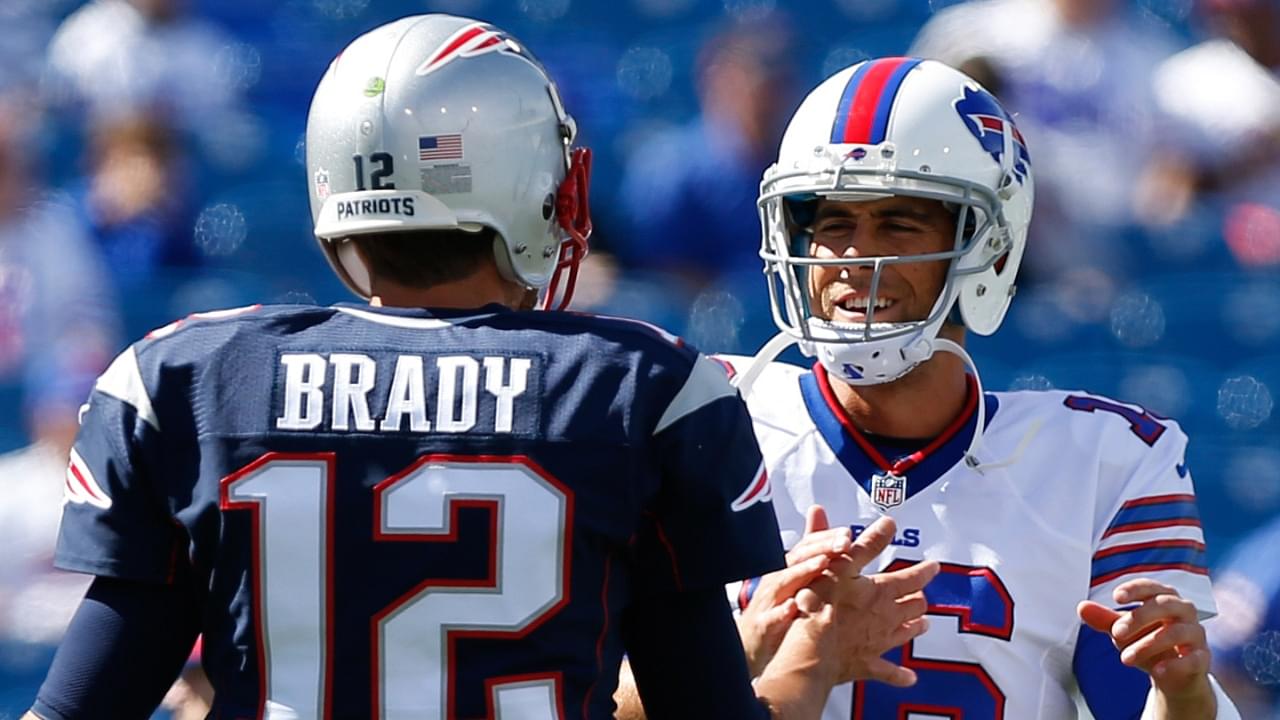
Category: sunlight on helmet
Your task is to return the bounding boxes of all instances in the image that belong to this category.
[687,290,746,354]
[1109,292,1166,348]
[519,0,572,22]
[1243,631,1280,686]
[722,0,776,22]
[820,46,870,80]
[1217,375,1274,430]
[194,203,247,258]
[1120,364,1190,419]
[212,42,262,92]
[616,46,674,101]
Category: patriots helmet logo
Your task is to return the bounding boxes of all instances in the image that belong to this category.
[415,23,529,77]
[954,86,1031,185]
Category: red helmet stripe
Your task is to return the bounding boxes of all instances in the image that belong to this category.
[838,57,911,144]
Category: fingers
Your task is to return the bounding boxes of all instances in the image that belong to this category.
[758,597,800,634]
[886,616,930,648]
[1119,620,1207,670]
[1113,578,1179,606]
[866,560,939,601]
[845,516,897,571]
[1077,600,1122,634]
[795,586,823,615]
[1112,594,1197,647]
[804,505,830,535]
[785,527,853,566]
[1151,648,1211,689]
[757,554,832,608]
[861,657,918,688]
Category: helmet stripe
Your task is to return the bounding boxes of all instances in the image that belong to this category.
[830,57,923,144]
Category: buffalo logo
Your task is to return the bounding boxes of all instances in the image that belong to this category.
[415,23,528,77]
[954,86,1031,185]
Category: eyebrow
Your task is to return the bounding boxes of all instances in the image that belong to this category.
[813,204,938,224]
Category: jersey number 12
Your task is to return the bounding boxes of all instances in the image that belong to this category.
[221,452,571,720]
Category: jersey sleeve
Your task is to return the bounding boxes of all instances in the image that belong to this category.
[634,354,785,596]
[55,345,188,584]
[1088,422,1215,617]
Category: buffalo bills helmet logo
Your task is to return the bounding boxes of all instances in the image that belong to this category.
[954,86,1031,185]
[416,23,528,76]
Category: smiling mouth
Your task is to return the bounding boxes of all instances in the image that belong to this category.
[831,294,897,323]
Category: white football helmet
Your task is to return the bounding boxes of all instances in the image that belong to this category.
[305,14,592,309]
[755,57,1033,385]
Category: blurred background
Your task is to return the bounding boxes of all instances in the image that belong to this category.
[0,0,1277,716]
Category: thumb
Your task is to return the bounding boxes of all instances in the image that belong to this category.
[1077,600,1122,635]
[804,505,830,535]
[846,515,897,571]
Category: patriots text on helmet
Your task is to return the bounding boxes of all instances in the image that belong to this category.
[335,196,416,220]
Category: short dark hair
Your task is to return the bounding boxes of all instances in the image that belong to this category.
[350,227,496,289]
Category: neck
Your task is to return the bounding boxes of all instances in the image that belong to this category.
[829,328,970,439]
[368,262,531,310]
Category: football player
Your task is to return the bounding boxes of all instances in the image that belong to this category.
[23,16,937,720]
[616,57,1243,719]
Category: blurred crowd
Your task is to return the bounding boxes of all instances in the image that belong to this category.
[0,0,1277,716]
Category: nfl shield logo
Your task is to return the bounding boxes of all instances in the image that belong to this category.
[314,168,331,200]
[871,472,907,510]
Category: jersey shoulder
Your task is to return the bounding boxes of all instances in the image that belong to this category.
[713,355,811,438]
[991,387,1188,459]
[520,310,698,364]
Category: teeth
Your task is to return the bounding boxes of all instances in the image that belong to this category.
[841,297,892,311]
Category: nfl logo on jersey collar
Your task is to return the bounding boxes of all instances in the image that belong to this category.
[871,471,907,510]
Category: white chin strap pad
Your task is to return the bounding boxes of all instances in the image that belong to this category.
[336,240,373,298]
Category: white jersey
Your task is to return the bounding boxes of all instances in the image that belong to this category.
[723,358,1216,720]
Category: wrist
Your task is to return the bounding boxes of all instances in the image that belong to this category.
[1151,676,1216,720]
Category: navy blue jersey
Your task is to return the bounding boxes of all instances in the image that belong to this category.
[55,302,784,719]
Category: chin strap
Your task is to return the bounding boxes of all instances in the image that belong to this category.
[932,337,1043,474]
[731,331,796,398]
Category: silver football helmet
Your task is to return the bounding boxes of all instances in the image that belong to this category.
[305,14,592,309]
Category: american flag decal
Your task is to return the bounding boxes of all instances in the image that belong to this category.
[419,134,464,162]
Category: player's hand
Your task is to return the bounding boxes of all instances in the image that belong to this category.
[796,515,938,687]
[737,505,853,677]
[1078,579,1216,720]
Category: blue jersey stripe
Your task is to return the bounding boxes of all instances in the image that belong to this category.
[1104,501,1200,536]
[1091,545,1207,582]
